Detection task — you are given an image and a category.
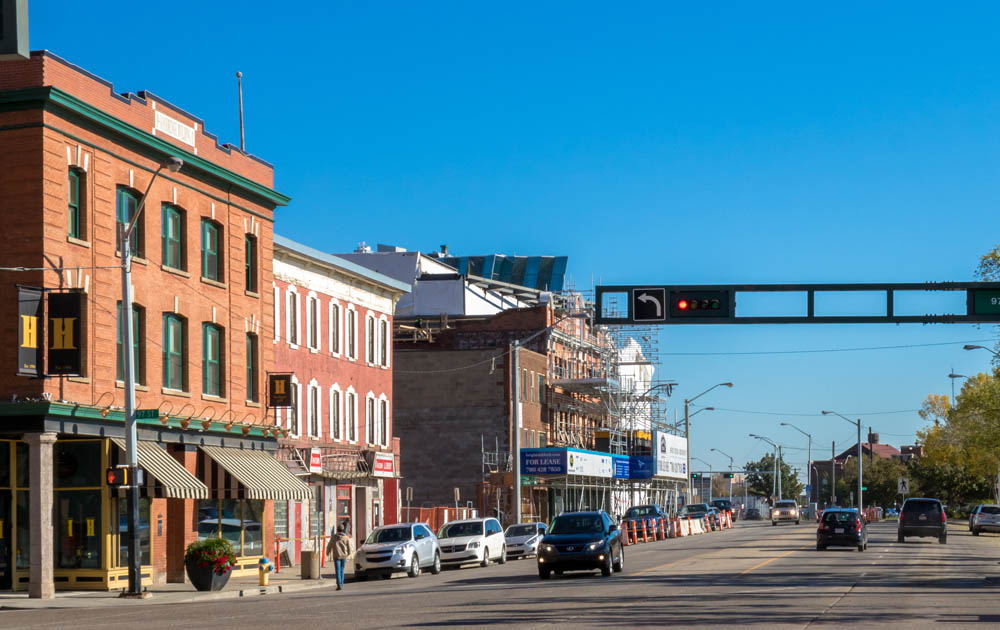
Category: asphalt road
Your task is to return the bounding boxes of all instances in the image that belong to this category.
[6,520,1000,628]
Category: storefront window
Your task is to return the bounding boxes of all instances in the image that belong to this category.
[274,500,288,541]
[115,497,151,567]
[220,499,242,555]
[15,442,28,489]
[309,484,322,538]
[55,441,101,488]
[197,499,220,540]
[0,442,9,488]
[244,500,264,557]
[55,490,101,568]
[15,492,28,569]
[197,499,264,557]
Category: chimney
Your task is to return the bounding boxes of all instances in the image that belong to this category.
[440,244,448,255]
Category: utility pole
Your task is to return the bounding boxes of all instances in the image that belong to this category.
[777,445,783,500]
[831,441,836,506]
[511,339,521,525]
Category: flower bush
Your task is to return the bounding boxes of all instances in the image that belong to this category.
[185,538,237,575]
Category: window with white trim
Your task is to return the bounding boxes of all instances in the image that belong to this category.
[379,396,389,447]
[288,376,301,436]
[273,285,280,343]
[366,394,376,445]
[346,307,357,360]
[346,389,357,442]
[329,301,341,356]
[330,385,342,441]
[307,293,320,351]
[286,287,300,347]
[366,314,375,365]
[379,316,389,368]
[308,381,321,438]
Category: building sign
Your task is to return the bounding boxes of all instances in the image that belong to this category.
[268,373,293,407]
[612,454,630,479]
[47,291,82,376]
[568,449,613,477]
[372,453,395,478]
[154,110,196,147]
[629,455,655,479]
[309,448,323,474]
[654,431,688,480]
[521,449,567,475]
[17,285,42,377]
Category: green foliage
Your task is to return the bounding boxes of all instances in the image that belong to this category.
[840,455,908,508]
[743,452,804,501]
[185,538,237,575]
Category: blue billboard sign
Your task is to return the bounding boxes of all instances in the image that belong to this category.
[520,449,567,475]
[629,455,655,479]
[612,455,630,479]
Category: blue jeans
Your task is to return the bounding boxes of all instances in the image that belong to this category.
[334,559,345,586]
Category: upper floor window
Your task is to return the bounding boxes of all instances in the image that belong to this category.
[245,234,258,293]
[68,168,84,239]
[347,391,357,442]
[162,313,186,391]
[330,388,342,441]
[308,296,319,350]
[286,289,299,346]
[329,302,341,355]
[366,315,375,364]
[202,323,224,397]
[116,302,144,384]
[289,381,300,436]
[246,333,258,403]
[347,308,357,360]
[116,187,142,256]
[366,396,376,445]
[379,398,388,447]
[161,204,185,271]
[309,384,320,438]
[201,219,222,282]
[379,319,388,367]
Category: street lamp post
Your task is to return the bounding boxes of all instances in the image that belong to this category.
[781,422,812,503]
[750,434,779,503]
[822,410,863,512]
[512,310,588,525]
[948,373,968,401]
[121,156,183,596]
[710,448,734,501]
[684,383,733,503]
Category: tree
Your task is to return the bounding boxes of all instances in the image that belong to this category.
[743,453,803,503]
[839,455,908,508]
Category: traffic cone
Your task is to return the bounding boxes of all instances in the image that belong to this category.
[622,521,631,546]
[641,519,649,543]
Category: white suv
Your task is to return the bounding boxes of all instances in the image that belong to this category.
[438,518,507,568]
[771,500,800,525]
[355,523,441,580]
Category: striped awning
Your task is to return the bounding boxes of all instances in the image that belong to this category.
[200,445,312,501]
[110,438,208,499]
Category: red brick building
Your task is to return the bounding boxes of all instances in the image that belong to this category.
[0,51,307,596]
[272,236,409,558]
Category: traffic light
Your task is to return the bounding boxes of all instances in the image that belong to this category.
[106,466,130,487]
[691,472,700,479]
[724,473,735,479]
[669,290,730,318]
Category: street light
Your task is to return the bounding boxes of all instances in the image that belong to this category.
[822,410,863,512]
[948,373,969,401]
[710,447,734,501]
[750,434,781,501]
[121,156,183,596]
[512,310,589,524]
[684,383,733,503]
[963,344,1000,356]
[781,422,812,504]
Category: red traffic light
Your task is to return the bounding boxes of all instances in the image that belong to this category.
[677,299,689,310]
[669,290,730,318]
[106,466,129,486]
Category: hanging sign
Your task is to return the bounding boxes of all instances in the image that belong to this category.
[268,373,293,407]
[17,286,43,376]
[47,291,82,375]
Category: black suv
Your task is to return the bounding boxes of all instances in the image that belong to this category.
[623,504,667,534]
[898,498,947,544]
[537,511,624,579]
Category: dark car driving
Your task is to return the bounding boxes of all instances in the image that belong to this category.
[711,499,735,520]
[817,508,868,551]
[898,498,947,544]
[537,511,624,579]
[623,504,666,534]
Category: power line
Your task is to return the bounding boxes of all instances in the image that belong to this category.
[662,339,995,357]
[695,405,919,417]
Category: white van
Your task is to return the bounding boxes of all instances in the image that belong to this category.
[438,518,507,567]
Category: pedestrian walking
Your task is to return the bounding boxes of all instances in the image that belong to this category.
[326,523,355,590]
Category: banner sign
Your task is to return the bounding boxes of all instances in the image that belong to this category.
[567,449,612,477]
[17,286,42,377]
[47,291,82,376]
[629,455,655,479]
[268,373,293,407]
[612,454,630,479]
[309,448,323,474]
[654,431,688,480]
[372,453,395,478]
[521,449,567,475]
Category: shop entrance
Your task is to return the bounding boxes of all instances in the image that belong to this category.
[0,491,9,590]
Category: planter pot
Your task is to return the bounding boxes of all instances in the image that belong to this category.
[185,557,232,592]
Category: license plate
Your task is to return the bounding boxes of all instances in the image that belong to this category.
[919,515,927,521]
[835,528,844,534]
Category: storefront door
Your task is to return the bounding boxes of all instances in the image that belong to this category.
[0,491,10,589]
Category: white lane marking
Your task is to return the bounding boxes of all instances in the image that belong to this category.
[734,586,800,594]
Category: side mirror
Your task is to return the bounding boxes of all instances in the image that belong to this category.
[608,524,618,533]
[415,533,426,540]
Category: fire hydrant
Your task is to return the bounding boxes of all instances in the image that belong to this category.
[258,557,273,586]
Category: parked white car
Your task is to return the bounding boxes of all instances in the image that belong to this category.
[438,518,507,567]
[504,522,547,559]
[355,522,441,580]
[970,504,1000,535]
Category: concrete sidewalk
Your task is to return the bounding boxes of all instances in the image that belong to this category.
[0,568,345,610]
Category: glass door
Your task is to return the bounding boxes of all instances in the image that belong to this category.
[0,491,10,589]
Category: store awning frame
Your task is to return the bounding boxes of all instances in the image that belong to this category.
[110,438,209,499]
[201,445,312,501]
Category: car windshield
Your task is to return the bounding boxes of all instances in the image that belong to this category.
[683,504,709,513]
[438,522,484,538]
[713,501,731,509]
[550,514,604,535]
[980,506,1000,515]
[903,501,940,515]
[366,527,411,544]
[776,501,797,508]
[823,511,857,524]
[505,524,537,537]
[626,506,656,518]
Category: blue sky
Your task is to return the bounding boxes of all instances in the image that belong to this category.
[32,2,1000,482]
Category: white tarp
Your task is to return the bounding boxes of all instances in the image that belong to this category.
[654,431,688,480]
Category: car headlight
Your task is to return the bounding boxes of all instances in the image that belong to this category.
[393,543,412,554]
[468,541,480,549]
[541,544,556,553]
[586,541,603,551]
[526,536,537,545]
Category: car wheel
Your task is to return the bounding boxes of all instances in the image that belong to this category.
[816,543,825,551]
[772,521,777,526]
[601,552,613,577]
[480,547,490,568]
[897,533,904,543]
[796,520,800,525]
[939,535,947,545]
[430,551,442,575]
[407,554,421,578]
[498,545,507,565]
[538,567,551,580]
[973,528,980,536]
[857,543,864,552]
[380,573,392,580]
[555,569,564,575]
[355,570,368,581]
[613,545,624,572]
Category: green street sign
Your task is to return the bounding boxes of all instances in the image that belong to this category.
[973,290,1000,315]
[135,409,159,420]
[861,486,868,491]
